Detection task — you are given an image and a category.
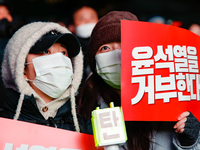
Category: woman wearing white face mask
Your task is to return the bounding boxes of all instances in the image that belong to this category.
[68,6,99,82]
[0,22,93,134]
[77,11,200,150]
[95,42,121,90]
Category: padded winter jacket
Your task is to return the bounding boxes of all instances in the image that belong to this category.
[0,88,92,134]
[0,22,92,134]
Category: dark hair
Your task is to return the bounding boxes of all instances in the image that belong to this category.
[126,121,153,150]
[77,73,153,150]
[76,11,152,150]
[77,72,120,120]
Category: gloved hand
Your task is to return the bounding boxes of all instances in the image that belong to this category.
[174,111,200,146]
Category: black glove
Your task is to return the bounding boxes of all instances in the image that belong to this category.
[178,112,200,146]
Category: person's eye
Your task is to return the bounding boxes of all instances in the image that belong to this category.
[90,15,96,21]
[42,50,50,54]
[101,46,110,51]
[62,51,67,55]
[79,16,85,22]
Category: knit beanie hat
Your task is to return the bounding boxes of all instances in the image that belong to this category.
[88,11,138,73]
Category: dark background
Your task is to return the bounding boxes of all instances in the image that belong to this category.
[6,0,200,29]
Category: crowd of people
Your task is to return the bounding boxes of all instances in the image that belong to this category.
[67,5,99,82]
[0,1,200,150]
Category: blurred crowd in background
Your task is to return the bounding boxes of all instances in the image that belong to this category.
[0,0,199,54]
[0,0,199,80]
[2,0,200,31]
[0,0,200,65]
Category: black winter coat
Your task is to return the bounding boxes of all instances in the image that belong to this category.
[0,88,93,134]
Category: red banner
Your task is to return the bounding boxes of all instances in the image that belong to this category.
[0,117,103,150]
[121,20,200,121]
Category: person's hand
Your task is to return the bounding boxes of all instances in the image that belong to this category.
[174,111,200,146]
[173,111,190,133]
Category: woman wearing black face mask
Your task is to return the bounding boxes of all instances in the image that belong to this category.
[77,11,200,150]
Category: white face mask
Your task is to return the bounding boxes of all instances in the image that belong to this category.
[95,49,121,89]
[26,53,73,98]
[75,23,96,38]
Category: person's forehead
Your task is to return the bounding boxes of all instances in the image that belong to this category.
[0,5,9,13]
[26,43,68,58]
[100,42,121,46]
[74,7,97,18]
[50,42,68,51]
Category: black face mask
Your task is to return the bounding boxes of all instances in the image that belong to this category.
[0,18,16,38]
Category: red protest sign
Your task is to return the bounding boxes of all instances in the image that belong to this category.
[0,117,103,150]
[121,20,200,121]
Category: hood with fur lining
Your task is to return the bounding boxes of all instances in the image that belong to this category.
[1,22,83,132]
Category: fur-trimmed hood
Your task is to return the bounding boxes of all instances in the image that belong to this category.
[1,22,83,132]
